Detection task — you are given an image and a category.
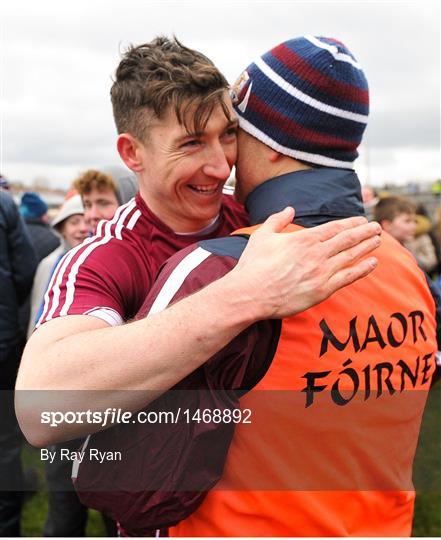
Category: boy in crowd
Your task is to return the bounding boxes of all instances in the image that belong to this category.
[73,169,138,232]
[374,196,417,244]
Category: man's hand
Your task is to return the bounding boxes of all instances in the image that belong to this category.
[229,207,381,320]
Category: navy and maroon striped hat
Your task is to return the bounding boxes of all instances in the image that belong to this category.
[231,35,369,169]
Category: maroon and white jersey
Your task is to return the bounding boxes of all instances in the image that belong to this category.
[36,191,247,329]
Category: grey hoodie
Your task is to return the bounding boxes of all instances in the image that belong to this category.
[114,173,138,205]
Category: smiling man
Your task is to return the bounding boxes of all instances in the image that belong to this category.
[118,98,239,233]
[16,37,381,446]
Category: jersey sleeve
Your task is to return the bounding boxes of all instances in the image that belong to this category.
[137,241,279,388]
[36,239,151,328]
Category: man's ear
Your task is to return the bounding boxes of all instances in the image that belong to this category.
[117,134,144,172]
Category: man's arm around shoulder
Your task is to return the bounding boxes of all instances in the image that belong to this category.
[16,209,381,446]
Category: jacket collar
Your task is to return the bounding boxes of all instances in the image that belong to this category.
[245,168,365,227]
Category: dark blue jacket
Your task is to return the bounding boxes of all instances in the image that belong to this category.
[0,191,38,343]
[24,218,60,262]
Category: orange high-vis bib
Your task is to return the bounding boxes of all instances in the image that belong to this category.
[170,225,437,537]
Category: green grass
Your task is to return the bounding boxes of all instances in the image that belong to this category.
[412,387,441,536]
[21,444,106,537]
[20,389,440,536]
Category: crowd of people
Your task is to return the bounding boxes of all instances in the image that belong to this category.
[0,169,139,535]
[362,188,441,285]
[0,32,439,538]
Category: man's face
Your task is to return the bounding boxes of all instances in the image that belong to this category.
[136,95,238,233]
[383,212,417,244]
[82,188,119,232]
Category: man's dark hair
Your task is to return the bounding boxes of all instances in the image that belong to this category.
[111,36,231,142]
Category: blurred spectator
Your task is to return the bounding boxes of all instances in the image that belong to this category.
[407,181,419,195]
[0,173,11,191]
[26,195,89,536]
[407,216,439,274]
[431,180,441,198]
[73,169,138,232]
[19,192,61,336]
[433,206,441,248]
[64,188,79,201]
[408,203,441,277]
[374,195,439,275]
[27,194,88,337]
[0,190,38,536]
[20,192,61,261]
[32,173,134,537]
[374,195,417,244]
[361,185,379,221]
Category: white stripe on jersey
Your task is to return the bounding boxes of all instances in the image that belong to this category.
[126,209,142,231]
[72,435,90,479]
[60,201,137,316]
[254,56,368,124]
[96,218,106,237]
[83,307,124,327]
[115,198,136,239]
[148,247,212,315]
[36,235,97,327]
[37,200,136,325]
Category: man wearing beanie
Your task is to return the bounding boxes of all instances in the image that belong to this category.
[20,191,60,261]
[108,36,440,536]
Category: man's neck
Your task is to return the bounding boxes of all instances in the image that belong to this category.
[268,159,311,180]
[246,157,312,198]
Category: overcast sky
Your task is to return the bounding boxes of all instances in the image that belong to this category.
[1,0,439,189]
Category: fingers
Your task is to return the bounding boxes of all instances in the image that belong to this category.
[328,235,381,275]
[321,221,382,258]
[257,207,295,234]
[327,257,378,294]
[311,216,370,242]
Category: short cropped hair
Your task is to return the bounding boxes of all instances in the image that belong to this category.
[110,36,231,142]
[73,170,116,196]
[374,196,417,224]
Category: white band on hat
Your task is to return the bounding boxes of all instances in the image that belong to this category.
[305,35,363,70]
[238,116,356,169]
[255,57,368,124]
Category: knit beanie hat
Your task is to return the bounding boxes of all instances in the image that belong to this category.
[52,194,84,230]
[20,192,48,219]
[231,35,369,169]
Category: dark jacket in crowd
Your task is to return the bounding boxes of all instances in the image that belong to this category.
[0,190,38,343]
[24,218,60,262]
